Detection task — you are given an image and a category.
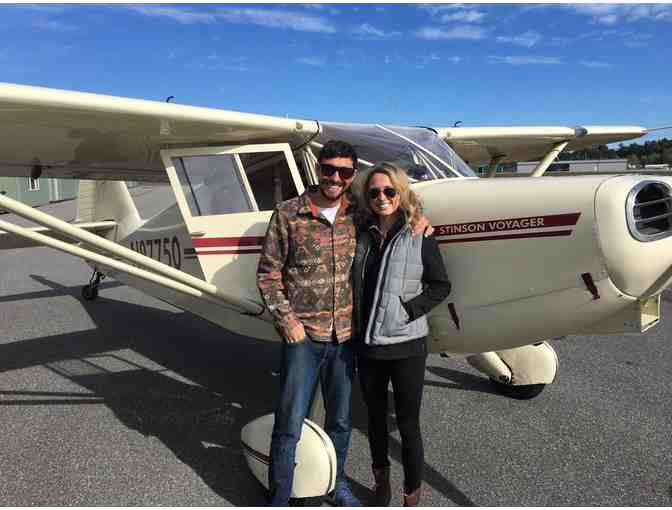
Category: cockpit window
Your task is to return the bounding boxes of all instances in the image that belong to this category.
[316,123,476,179]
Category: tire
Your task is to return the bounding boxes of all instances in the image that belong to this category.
[81,284,98,301]
[489,378,546,400]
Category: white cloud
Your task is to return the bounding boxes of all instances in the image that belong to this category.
[497,30,541,48]
[417,52,441,67]
[415,26,487,41]
[301,4,340,15]
[382,52,407,66]
[418,5,464,16]
[488,55,562,66]
[639,94,672,105]
[439,10,485,23]
[32,19,79,33]
[6,4,69,13]
[549,28,654,49]
[568,4,672,25]
[215,7,336,33]
[352,23,401,39]
[579,60,612,68]
[624,32,654,48]
[599,14,619,26]
[126,5,217,24]
[297,57,326,67]
[127,5,336,33]
[189,57,251,73]
[419,4,485,23]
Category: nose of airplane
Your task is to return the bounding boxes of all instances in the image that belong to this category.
[595,175,672,298]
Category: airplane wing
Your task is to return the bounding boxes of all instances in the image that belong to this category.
[0,82,318,182]
[435,125,648,165]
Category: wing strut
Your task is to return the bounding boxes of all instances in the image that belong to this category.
[485,155,506,178]
[530,141,569,177]
[0,193,263,315]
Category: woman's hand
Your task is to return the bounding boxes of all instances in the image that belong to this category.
[412,215,434,237]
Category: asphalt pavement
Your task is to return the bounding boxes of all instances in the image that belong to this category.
[0,197,670,506]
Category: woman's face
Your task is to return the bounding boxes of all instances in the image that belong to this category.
[367,172,401,219]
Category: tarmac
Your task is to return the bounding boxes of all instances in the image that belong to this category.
[0,196,670,506]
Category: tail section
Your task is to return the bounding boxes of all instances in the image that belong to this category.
[76,180,141,241]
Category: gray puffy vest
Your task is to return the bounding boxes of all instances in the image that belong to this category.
[364,225,428,345]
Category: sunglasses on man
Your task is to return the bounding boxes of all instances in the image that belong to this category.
[319,163,356,180]
[367,187,398,200]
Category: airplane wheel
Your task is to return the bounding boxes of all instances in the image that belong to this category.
[81,284,98,301]
[489,378,546,400]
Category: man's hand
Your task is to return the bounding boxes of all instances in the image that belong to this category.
[285,322,306,343]
[412,215,434,237]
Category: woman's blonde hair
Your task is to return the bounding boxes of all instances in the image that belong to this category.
[360,161,423,227]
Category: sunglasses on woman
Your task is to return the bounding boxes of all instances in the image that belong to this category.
[367,187,398,200]
[319,163,356,180]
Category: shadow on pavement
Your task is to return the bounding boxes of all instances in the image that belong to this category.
[1,274,475,506]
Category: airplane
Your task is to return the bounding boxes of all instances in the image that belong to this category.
[1,81,671,498]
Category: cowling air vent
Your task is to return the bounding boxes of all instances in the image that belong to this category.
[626,181,672,242]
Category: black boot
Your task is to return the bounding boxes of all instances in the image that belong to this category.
[402,485,421,507]
[372,466,391,506]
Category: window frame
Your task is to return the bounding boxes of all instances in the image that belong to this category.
[161,143,305,223]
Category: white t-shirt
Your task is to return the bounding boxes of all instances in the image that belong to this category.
[319,205,340,225]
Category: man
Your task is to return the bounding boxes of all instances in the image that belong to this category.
[257,140,361,506]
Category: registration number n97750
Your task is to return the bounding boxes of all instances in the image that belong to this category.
[129,236,182,269]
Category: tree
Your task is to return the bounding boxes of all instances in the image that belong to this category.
[663,148,672,166]
[627,154,642,168]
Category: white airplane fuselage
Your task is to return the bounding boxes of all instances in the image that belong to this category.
[103,173,672,356]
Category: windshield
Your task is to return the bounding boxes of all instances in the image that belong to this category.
[316,123,476,179]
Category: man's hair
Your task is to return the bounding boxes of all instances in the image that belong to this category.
[318,140,358,169]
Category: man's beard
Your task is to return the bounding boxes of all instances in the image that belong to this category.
[319,179,347,200]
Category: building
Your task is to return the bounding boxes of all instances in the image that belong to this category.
[0,177,78,208]
[474,159,629,175]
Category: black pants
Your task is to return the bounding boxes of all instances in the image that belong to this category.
[358,354,427,493]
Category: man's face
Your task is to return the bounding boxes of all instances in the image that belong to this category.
[316,156,356,202]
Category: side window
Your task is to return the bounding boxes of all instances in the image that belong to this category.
[173,154,255,216]
[164,144,305,218]
[239,151,303,211]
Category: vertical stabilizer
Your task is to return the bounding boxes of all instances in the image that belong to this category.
[76,180,141,241]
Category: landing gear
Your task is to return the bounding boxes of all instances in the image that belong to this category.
[82,270,105,301]
[464,342,559,400]
[489,379,546,400]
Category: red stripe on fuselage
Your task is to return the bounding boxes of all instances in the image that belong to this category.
[437,230,573,244]
[191,236,265,248]
[196,249,263,255]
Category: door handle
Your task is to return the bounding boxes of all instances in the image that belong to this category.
[190,231,206,237]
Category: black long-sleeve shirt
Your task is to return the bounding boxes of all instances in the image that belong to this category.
[355,217,451,360]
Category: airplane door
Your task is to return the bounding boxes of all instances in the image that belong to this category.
[161,144,305,304]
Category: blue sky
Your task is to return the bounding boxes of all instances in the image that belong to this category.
[1,3,671,142]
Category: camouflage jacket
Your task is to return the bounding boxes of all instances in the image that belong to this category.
[257,187,357,343]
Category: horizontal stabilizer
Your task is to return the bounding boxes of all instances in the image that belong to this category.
[0,220,116,250]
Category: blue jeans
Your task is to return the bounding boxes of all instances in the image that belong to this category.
[268,336,355,506]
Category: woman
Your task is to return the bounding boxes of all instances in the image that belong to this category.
[352,162,451,507]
